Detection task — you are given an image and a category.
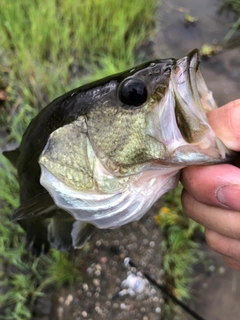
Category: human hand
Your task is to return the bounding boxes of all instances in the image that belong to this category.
[181,99,240,269]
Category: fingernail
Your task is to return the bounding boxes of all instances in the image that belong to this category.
[216,184,240,210]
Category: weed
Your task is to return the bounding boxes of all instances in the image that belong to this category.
[154,184,203,319]
[0,0,157,134]
[218,0,240,47]
[40,250,83,290]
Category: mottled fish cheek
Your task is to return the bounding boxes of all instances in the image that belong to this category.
[87,104,149,171]
[39,120,96,191]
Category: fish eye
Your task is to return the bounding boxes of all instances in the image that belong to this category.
[118,78,148,107]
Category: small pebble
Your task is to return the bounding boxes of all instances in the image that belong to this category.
[96,240,101,246]
[149,241,155,247]
[219,266,225,275]
[83,283,88,291]
[209,265,216,272]
[93,278,100,286]
[100,256,108,263]
[95,264,102,270]
[57,307,64,320]
[156,307,161,313]
[65,294,73,306]
[143,238,149,245]
[95,270,101,276]
[120,303,126,309]
[58,297,64,304]
[106,300,111,307]
[82,311,87,317]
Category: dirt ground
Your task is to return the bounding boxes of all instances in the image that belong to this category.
[189,243,240,320]
[33,202,165,320]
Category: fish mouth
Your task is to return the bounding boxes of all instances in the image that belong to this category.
[149,49,229,163]
[171,49,217,144]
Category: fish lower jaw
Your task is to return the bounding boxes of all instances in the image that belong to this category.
[169,145,227,165]
[161,127,228,165]
[40,163,180,229]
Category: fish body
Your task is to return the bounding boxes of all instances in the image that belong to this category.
[3,49,230,255]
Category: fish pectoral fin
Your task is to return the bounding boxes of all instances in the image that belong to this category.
[48,218,95,251]
[72,222,95,249]
[12,191,56,221]
[48,215,74,251]
[2,143,20,167]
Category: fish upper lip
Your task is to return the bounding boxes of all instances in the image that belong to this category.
[174,49,201,84]
[187,49,201,69]
[173,48,210,116]
[189,50,204,111]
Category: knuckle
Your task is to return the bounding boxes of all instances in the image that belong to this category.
[226,240,235,258]
[205,229,218,251]
[223,256,240,270]
[205,229,225,255]
[205,228,240,261]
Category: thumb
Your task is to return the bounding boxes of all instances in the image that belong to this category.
[207,99,240,151]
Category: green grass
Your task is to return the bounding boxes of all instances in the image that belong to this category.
[39,250,84,290]
[154,184,203,319]
[0,0,157,136]
[218,0,240,47]
[0,0,158,318]
[218,0,240,16]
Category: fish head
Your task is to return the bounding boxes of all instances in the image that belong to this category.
[85,49,228,172]
[39,49,230,228]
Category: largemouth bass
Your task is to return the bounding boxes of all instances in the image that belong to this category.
[3,49,230,255]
